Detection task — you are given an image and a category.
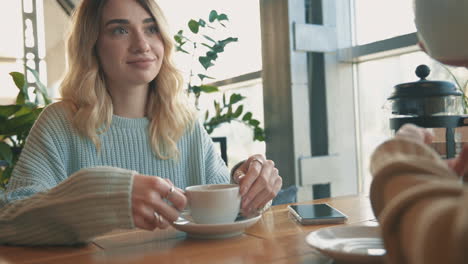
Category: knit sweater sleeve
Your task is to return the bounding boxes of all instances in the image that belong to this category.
[0,103,136,245]
[370,138,468,264]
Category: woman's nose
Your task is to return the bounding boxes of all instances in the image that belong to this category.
[131,31,150,53]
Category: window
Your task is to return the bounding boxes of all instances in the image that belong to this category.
[352,1,468,192]
[0,1,24,104]
[158,0,265,167]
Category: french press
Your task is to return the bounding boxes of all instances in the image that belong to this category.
[387,64,468,158]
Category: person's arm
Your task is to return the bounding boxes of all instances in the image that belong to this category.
[0,167,135,246]
[370,137,468,264]
[0,104,136,245]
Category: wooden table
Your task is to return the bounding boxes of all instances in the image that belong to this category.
[0,195,376,264]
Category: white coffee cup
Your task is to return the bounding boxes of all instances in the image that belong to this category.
[414,0,468,63]
[185,184,241,224]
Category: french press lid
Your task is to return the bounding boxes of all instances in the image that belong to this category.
[388,64,461,99]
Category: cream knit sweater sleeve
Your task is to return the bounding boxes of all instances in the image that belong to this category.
[0,167,135,245]
[370,138,468,264]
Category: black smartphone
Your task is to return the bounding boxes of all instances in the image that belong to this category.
[288,203,348,225]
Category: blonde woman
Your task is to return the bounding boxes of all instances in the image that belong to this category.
[0,0,282,246]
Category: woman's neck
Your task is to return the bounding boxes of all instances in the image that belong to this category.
[107,83,149,118]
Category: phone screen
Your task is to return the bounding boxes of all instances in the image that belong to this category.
[288,204,347,224]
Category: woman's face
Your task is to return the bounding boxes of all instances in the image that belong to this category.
[96,0,164,89]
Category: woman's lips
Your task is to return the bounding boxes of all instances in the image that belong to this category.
[127,58,156,68]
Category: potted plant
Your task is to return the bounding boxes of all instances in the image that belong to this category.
[0,68,51,189]
[174,10,265,143]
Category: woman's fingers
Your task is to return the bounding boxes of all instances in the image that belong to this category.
[237,155,282,213]
[153,177,187,211]
[449,145,468,179]
[241,159,273,208]
[396,124,434,144]
[131,174,186,230]
[244,170,282,212]
[238,155,266,196]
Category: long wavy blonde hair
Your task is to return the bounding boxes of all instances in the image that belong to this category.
[60,0,196,159]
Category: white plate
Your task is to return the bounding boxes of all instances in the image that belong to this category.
[305,225,386,264]
[172,212,262,239]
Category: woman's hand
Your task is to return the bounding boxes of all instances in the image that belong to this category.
[395,123,434,144]
[396,124,468,181]
[446,145,468,182]
[232,155,282,216]
[131,174,186,230]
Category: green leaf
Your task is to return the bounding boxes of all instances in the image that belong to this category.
[0,109,40,136]
[0,142,13,165]
[254,127,265,142]
[188,19,199,33]
[199,85,219,93]
[217,13,229,21]
[209,10,218,22]
[214,101,221,116]
[197,74,215,82]
[191,85,201,94]
[198,19,206,27]
[199,56,214,70]
[203,35,216,43]
[242,112,252,121]
[1,166,13,188]
[222,94,226,106]
[16,91,25,105]
[229,93,245,105]
[249,119,260,126]
[219,37,238,47]
[0,105,21,118]
[212,44,224,53]
[175,46,190,54]
[13,103,36,117]
[206,51,218,60]
[9,72,25,91]
[204,110,209,121]
[234,105,243,117]
[26,66,51,105]
[201,43,214,50]
[227,105,233,116]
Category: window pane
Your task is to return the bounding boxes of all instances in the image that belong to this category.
[0,1,24,58]
[0,61,24,104]
[354,0,416,45]
[158,0,262,81]
[196,80,266,167]
[357,51,468,193]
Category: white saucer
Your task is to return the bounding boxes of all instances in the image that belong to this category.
[305,225,386,264]
[172,212,262,239]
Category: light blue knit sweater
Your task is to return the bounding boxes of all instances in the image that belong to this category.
[0,102,230,245]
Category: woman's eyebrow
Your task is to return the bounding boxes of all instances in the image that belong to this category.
[105,19,129,26]
[143,18,156,24]
[104,18,155,26]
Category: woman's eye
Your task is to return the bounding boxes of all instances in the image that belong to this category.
[112,27,128,35]
[147,26,158,34]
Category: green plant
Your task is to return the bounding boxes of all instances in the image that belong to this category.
[442,64,468,114]
[174,10,265,141]
[0,68,51,189]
